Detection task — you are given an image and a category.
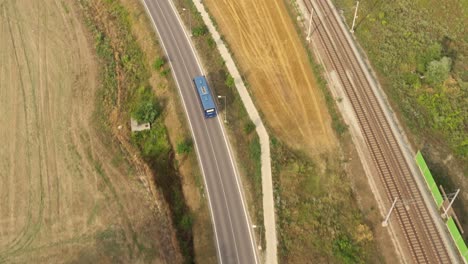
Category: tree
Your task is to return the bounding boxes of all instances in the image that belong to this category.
[425,56,451,87]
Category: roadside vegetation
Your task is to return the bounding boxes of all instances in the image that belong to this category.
[175,0,265,248]
[333,0,468,239]
[79,0,205,261]
[272,138,380,263]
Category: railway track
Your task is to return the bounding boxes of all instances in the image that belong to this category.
[303,0,451,263]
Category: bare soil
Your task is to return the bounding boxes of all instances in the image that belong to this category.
[203,0,336,156]
[0,0,177,262]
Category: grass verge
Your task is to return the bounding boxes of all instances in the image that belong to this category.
[79,0,200,261]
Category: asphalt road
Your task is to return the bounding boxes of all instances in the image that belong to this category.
[141,0,259,263]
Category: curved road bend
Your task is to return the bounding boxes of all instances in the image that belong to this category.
[141,0,259,263]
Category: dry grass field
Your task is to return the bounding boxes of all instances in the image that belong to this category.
[203,0,335,155]
[0,0,178,262]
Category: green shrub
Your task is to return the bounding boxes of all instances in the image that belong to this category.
[417,42,442,73]
[403,72,421,88]
[244,121,256,135]
[192,25,208,37]
[131,86,160,123]
[160,68,171,77]
[133,101,158,123]
[225,74,235,88]
[425,57,452,86]
[332,235,361,264]
[132,123,170,160]
[152,57,165,70]
[176,139,193,154]
[178,213,193,232]
[207,36,215,48]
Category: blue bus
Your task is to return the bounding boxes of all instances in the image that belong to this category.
[193,76,217,118]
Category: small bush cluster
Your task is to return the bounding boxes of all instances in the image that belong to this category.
[243,121,256,134]
[132,123,170,161]
[191,25,208,37]
[152,57,165,70]
[225,74,235,88]
[152,57,171,77]
[176,138,193,154]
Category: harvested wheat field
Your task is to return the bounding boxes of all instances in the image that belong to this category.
[0,0,177,262]
[204,0,335,153]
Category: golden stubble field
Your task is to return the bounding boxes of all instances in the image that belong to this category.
[204,0,336,154]
[0,0,177,262]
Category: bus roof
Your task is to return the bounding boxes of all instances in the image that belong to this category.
[193,76,216,111]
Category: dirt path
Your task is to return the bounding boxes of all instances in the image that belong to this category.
[0,0,174,262]
[203,0,336,155]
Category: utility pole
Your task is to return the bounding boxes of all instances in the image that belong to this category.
[382,197,398,227]
[350,1,359,33]
[306,8,315,42]
[442,189,460,219]
[217,95,227,123]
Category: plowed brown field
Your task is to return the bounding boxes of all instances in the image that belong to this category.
[0,0,176,262]
[204,0,335,154]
